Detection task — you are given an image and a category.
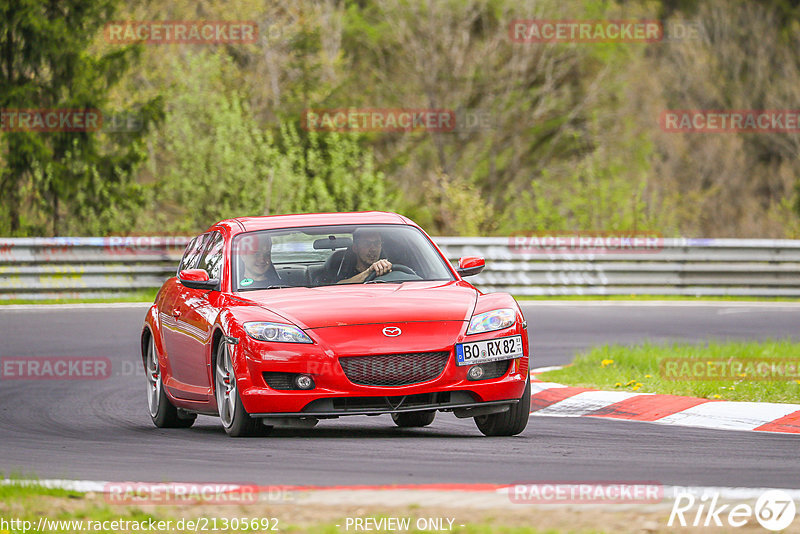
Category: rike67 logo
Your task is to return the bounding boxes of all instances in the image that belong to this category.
[669,490,796,531]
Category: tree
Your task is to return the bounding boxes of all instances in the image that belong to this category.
[0,0,162,236]
[150,51,394,233]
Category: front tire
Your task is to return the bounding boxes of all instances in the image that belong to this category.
[215,342,271,437]
[145,335,195,428]
[474,377,530,436]
[391,411,435,428]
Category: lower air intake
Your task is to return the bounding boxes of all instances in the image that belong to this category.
[339,351,449,386]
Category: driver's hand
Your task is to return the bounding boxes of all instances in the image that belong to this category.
[369,259,392,277]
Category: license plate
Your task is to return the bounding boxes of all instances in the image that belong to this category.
[455,335,524,366]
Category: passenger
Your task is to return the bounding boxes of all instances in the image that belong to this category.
[238,234,282,289]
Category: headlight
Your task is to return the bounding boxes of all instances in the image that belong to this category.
[243,322,313,344]
[467,308,516,335]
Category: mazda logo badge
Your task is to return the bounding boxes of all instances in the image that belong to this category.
[382,326,402,337]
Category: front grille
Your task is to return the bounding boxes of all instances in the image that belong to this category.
[339,351,449,386]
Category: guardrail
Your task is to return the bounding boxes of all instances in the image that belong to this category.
[1,237,800,300]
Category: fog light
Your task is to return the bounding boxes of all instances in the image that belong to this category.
[294,374,315,390]
[467,365,485,380]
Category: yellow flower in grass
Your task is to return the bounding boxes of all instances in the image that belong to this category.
[614,382,622,387]
[625,379,637,386]
[738,373,747,378]
[713,394,721,399]
[600,359,614,368]
[645,374,652,378]
[632,384,641,391]
[795,380,800,385]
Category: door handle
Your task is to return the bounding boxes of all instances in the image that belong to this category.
[172,309,181,318]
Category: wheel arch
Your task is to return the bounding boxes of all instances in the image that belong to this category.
[210,326,225,391]
[141,304,161,368]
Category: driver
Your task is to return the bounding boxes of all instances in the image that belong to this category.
[238,234,282,289]
[336,228,392,284]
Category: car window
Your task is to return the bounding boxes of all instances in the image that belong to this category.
[177,234,208,273]
[231,224,454,291]
[197,231,224,280]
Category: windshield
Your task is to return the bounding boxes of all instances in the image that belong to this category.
[231,224,454,291]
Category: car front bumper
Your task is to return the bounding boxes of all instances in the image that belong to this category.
[230,320,530,416]
[234,346,528,416]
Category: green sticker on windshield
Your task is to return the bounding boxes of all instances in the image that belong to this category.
[240,278,254,287]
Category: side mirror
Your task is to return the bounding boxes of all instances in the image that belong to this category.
[456,256,485,277]
[179,269,219,290]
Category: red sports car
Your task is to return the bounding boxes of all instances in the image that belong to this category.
[142,212,530,437]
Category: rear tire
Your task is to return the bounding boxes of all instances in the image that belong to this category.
[391,411,435,428]
[145,335,196,428]
[474,378,530,436]
[215,342,271,437]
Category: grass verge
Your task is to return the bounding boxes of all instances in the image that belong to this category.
[0,289,158,305]
[537,339,800,403]
[0,480,657,534]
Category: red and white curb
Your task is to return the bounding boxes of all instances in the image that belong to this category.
[529,368,800,434]
[6,479,800,510]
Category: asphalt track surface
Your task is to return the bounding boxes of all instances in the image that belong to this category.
[1,302,799,488]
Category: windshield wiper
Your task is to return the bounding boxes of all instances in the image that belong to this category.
[265,285,292,289]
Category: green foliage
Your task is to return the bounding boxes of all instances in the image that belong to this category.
[539,339,800,403]
[4,0,800,237]
[285,126,396,214]
[151,52,275,232]
[0,0,163,236]
[147,52,394,233]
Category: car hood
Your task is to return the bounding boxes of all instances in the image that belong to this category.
[238,281,478,329]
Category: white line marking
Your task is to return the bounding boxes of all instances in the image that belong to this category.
[520,301,800,308]
[8,479,800,501]
[531,366,564,374]
[0,302,151,311]
[655,401,800,431]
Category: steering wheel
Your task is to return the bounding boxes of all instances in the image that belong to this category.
[364,264,417,283]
